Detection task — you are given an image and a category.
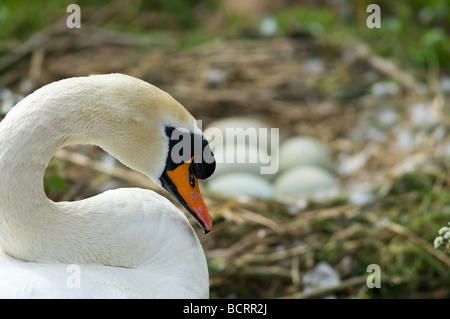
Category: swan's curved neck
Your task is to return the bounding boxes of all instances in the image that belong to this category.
[0,93,87,261]
[0,77,197,270]
[0,90,98,207]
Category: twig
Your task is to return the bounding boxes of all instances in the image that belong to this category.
[291,256,301,285]
[365,213,450,269]
[222,229,262,259]
[280,275,368,299]
[347,40,424,93]
[53,148,159,191]
[235,243,311,265]
[240,265,292,279]
[238,207,283,233]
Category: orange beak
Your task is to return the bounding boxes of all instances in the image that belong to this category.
[161,157,212,233]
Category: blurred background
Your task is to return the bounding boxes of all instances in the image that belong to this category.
[0,0,449,298]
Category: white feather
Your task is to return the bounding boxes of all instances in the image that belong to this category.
[0,74,209,298]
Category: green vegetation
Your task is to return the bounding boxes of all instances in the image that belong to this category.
[1,1,449,70]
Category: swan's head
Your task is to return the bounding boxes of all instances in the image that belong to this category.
[159,126,215,234]
[89,74,216,233]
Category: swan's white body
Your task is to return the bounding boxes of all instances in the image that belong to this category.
[0,74,210,298]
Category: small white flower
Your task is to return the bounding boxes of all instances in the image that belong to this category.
[434,236,444,249]
[444,231,450,240]
[438,226,449,235]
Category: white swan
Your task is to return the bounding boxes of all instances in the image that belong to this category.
[0,74,216,298]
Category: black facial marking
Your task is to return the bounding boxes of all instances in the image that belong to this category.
[193,136,215,180]
[162,126,216,178]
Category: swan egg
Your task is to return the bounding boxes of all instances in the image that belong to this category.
[207,172,274,199]
[274,165,339,197]
[278,136,332,173]
[212,142,273,179]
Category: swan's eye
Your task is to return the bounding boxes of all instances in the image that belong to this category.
[188,164,195,187]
